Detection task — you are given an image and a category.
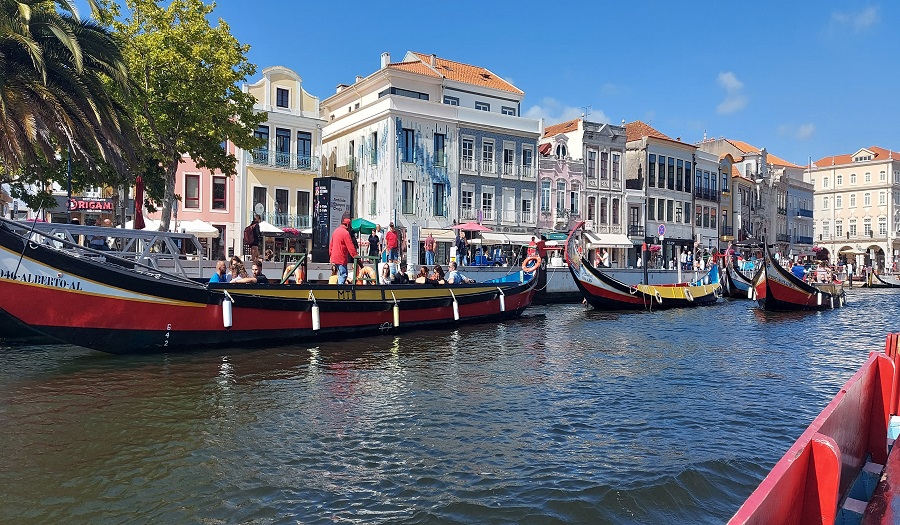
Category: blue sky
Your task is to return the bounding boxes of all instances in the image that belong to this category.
[91,1,899,166]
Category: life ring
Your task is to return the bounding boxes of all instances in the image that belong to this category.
[522,256,540,274]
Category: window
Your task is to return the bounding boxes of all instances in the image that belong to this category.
[701,206,709,228]
[254,125,269,157]
[710,171,717,193]
[587,150,597,180]
[522,147,533,175]
[370,132,378,164]
[849,219,857,237]
[822,220,830,238]
[348,140,355,169]
[880,191,887,205]
[823,177,829,188]
[521,198,532,223]
[212,176,226,210]
[612,153,621,181]
[850,193,856,207]
[676,160,684,191]
[297,190,310,219]
[402,128,415,163]
[482,141,495,173]
[570,184,580,214]
[556,144,567,158]
[684,161,692,192]
[684,201,690,223]
[648,154,656,188]
[475,101,490,111]
[695,205,702,227]
[710,208,717,229]
[378,87,429,100]
[275,128,290,166]
[540,180,551,211]
[850,173,857,184]
[835,195,842,208]
[600,197,608,224]
[276,87,289,108]
[462,189,474,216]
[185,174,200,209]
[722,169,729,192]
[865,172,871,183]
[835,220,842,238]
[657,199,664,223]
[612,198,620,225]
[275,188,288,215]
[501,106,516,116]
[864,192,871,206]
[657,155,666,188]
[556,181,566,212]
[462,138,474,170]
[822,196,829,209]
[253,186,267,216]
[864,218,872,236]
[433,184,446,216]
[434,133,445,166]
[881,171,887,181]
[503,147,514,175]
[443,95,459,105]
[667,157,675,190]
[648,198,656,221]
[297,132,312,169]
[481,189,494,220]
[836,174,843,185]
[600,151,609,179]
[370,182,377,215]
[402,180,415,214]
[879,217,887,236]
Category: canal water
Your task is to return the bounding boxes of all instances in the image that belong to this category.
[1,288,897,524]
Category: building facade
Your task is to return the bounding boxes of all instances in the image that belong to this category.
[811,146,900,271]
[320,51,540,265]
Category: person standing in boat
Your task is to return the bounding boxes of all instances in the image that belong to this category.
[424,231,435,266]
[600,248,610,268]
[329,217,358,284]
[249,214,263,262]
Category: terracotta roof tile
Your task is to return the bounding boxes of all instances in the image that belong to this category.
[543,118,581,137]
[725,139,803,169]
[813,146,900,168]
[407,52,524,95]
[624,120,673,142]
[386,61,442,78]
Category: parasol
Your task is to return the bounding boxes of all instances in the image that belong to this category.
[351,217,376,234]
[133,176,145,230]
[452,221,492,232]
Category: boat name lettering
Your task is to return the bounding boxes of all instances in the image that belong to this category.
[0,270,82,290]
[337,289,352,300]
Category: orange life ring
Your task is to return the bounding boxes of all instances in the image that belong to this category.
[522,256,540,273]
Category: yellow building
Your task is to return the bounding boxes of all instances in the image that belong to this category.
[237,66,325,254]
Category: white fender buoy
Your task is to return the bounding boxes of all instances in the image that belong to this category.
[498,287,506,312]
[830,296,834,309]
[311,304,321,331]
[393,304,400,327]
[450,289,460,320]
[222,298,233,329]
[747,288,754,299]
[684,288,694,302]
[817,292,822,306]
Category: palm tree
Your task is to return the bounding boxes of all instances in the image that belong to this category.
[0,0,134,176]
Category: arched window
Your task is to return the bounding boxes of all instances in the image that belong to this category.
[556,144,567,158]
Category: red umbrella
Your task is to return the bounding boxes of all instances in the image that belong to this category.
[133,176,145,230]
[452,221,492,232]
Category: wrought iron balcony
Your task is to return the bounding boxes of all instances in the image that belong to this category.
[266,213,311,229]
[796,208,813,218]
[246,150,319,171]
[796,236,814,244]
[628,225,644,237]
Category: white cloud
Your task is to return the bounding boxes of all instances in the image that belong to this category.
[832,6,879,30]
[524,97,610,124]
[716,72,748,115]
[796,123,816,140]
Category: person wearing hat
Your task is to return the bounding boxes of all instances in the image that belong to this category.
[329,217,358,284]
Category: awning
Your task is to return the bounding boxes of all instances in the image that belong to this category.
[421,228,456,242]
[480,232,536,245]
[584,231,633,248]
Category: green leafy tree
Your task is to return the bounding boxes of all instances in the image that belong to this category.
[111,0,264,231]
[0,0,136,180]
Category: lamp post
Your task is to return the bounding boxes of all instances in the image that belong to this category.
[675,208,682,282]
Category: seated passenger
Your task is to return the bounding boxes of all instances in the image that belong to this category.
[209,259,229,283]
[230,259,248,281]
[282,263,305,285]
[445,261,475,284]
[233,260,269,284]
[379,262,392,285]
[328,264,339,284]
[414,266,429,284]
[392,262,410,284]
[356,263,377,285]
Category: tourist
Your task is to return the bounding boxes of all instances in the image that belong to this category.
[209,259,229,283]
[600,248,610,268]
[415,266,429,283]
[233,260,268,284]
[392,262,411,284]
[424,231,435,266]
[446,261,475,284]
[328,264,339,284]
[430,264,446,283]
[791,261,806,280]
[455,231,468,266]
[249,214,262,262]
[379,262,392,285]
[368,228,380,259]
[384,222,399,265]
[528,236,537,257]
[230,259,248,281]
[355,262,377,285]
[329,217,358,284]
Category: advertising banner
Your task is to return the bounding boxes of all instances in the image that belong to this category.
[311,177,354,263]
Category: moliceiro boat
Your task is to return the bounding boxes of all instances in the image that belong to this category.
[0,219,537,354]
[721,254,756,299]
[564,222,720,310]
[751,244,846,311]
[729,333,900,524]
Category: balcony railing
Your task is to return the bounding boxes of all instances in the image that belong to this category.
[776,233,790,243]
[462,157,475,172]
[246,150,319,171]
[796,208,813,218]
[628,225,644,237]
[777,206,787,215]
[520,165,534,179]
[721,226,733,236]
[460,206,476,220]
[481,160,495,174]
[501,163,515,176]
[265,213,312,230]
[482,208,494,221]
[521,210,534,223]
[796,236,814,244]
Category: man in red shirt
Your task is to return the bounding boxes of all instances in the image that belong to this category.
[384,222,399,264]
[330,217,358,284]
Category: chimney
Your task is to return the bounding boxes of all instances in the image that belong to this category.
[355,75,363,83]
[430,54,436,67]
[381,52,390,69]
[336,83,348,94]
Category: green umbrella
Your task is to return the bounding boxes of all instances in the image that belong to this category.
[351,218,376,234]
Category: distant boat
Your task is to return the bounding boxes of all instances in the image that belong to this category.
[0,218,538,354]
[564,222,720,310]
[751,243,846,311]
[721,255,756,298]
[861,271,900,288]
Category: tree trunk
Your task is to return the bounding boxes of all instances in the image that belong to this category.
[159,156,180,231]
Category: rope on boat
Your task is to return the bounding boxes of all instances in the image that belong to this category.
[13,210,45,278]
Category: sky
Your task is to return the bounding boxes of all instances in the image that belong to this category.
[88,1,899,167]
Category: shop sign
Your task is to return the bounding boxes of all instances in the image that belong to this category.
[67,198,113,211]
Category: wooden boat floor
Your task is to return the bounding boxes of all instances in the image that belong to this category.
[862,433,900,525]
[812,282,843,296]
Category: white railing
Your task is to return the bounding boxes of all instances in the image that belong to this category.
[481,160,495,174]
